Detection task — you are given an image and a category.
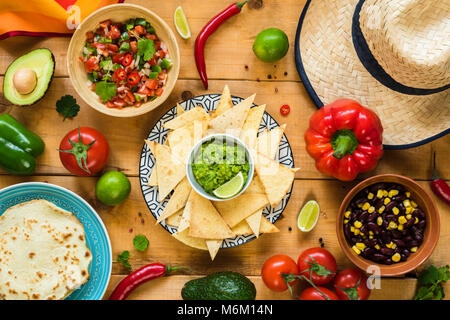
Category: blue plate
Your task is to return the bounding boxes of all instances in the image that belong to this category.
[0,182,112,300]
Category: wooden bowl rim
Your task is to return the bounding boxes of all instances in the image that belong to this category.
[67,3,180,117]
[337,174,440,276]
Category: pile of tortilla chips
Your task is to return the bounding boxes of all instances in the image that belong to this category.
[145,85,299,260]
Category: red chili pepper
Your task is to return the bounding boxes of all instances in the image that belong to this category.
[280,104,290,116]
[430,152,450,206]
[113,68,127,82]
[127,71,140,86]
[109,263,188,300]
[194,1,247,89]
[122,53,133,67]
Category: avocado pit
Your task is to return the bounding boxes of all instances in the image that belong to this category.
[13,68,37,95]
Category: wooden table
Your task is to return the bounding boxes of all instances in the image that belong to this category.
[0,0,449,300]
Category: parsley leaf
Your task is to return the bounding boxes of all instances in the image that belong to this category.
[137,38,156,61]
[94,80,117,102]
[56,95,80,121]
[414,265,450,300]
[117,250,131,270]
[133,234,149,252]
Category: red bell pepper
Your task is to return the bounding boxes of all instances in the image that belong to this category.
[304,99,383,181]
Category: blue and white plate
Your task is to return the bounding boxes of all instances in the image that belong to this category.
[139,94,295,248]
[0,182,112,300]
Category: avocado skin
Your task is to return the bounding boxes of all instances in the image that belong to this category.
[3,48,55,106]
[181,271,256,300]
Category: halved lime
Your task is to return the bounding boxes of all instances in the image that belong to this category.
[297,200,320,232]
[174,6,191,39]
[213,172,245,199]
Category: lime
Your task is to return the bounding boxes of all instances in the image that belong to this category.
[252,28,289,63]
[174,6,191,39]
[297,200,320,232]
[96,170,131,206]
[213,172,245,199]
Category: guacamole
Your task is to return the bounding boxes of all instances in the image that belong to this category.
[192,140,249,195]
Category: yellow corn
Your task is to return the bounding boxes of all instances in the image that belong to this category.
[375,244,381,250]
[355,242,366,250]
[362,202,371,211]
[357,203,363,208]
[354,229,360,235]
[368,206,375,213]
[405,206,412,214]
[376,190,384,199]
[391,243,397,249]
[352,246,361,255]
[397,224,404,231]
[403,199,411,208]
[384,198,391,205]
[388,221,397,229]
[414,217,419,224]
[411,201,418,208]
[398,216,407,224]
[392,207,400,215]
[406,214,412,220]
[345,211,351,218]
[378,206,385,214]
[350,226,355,232]
[360,232,365,237]
[405,192,411,198]
[386,242,393,248]
[344,219,349,224]
[392,253,401,263]
[369,231,374,236]
[367,192,374,200]
[388,190,399,198]
[410,247,418,253]
[383,190,389,197]
[354,221,362,228]
[377,216,383,226]
[369,235,373,239]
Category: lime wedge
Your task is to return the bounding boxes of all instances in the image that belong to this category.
[297,200,320,232]
[213,172,245,199]
[174,6,191,39]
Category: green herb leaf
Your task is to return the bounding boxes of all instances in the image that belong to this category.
[95,80,117,102]
[56,95,80,121]
[117,250,131,270]
[133,234,149,252]
[137,38,156,61]
[414,265,450,300]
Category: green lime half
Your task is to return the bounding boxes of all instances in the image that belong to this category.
[297,200,320,232]
[174,6,191,39]
[213,172,245,199]
[252,28,289,63]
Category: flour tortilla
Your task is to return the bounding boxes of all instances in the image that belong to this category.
[172,228,207,251]
[257,124,286,160]
[189,191,234,239]
[155,143,186,201]
[163,106,209,130]
[0,200,91,300]
[212,85,233,118]
[232,216,280,235]
[156,178,191,223]
[240,105,266,151]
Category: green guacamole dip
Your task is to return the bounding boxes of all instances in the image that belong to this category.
[191,139,249,195]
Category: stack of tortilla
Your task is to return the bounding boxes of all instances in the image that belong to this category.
[146,85,299,260]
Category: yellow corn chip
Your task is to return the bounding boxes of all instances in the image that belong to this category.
[177,190,194,232]
[172,228,207,251]
[212,85,233,118]
[245,210,263,237]
[240,104,266,151]
[157,178,191,223]
[155,143,186,201]
[166,208,183,227]
[163,106,209,130]
[176,103,185,115]
[232,216,280,235]
[257,124,286,159]
[206,240,222,260]
[166,120,208,163]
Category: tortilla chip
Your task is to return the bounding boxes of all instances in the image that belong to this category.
[257,124,286,159]
[206,240,222,260]
[166,208,183,227]
[176,103,185,115]
[172,228,207,251]
[207,94,255,137]
[177,190,194,232]
[245,175,266,194]
[166,120,208,163]
[213,85,233,118]
[255,153,298,207]
[156,178,191,223]
[189,191,234,239]
[163,106,209,130]
[245,210,263,237]
[155,143,186,201]
[240,105,266,151]
[232,216,280,235]
[213,193,269,228]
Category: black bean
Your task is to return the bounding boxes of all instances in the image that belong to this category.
[375,199,385,209]
[372,253,387,261]
[370,183,386,193]
[385,214,396,221]
[344,223,352,239]
[391,230,403,239]
[393,194,406,202]
[392,239,406,247]
[382,220,389,228]
[366,238,378,247]
[360,224,368,235]
[381,231,391,244]
[418,219,426,230]
[411,225,419,234]
[380,247,394,255]
[404,218,415,229]
[359,211,369,222]
[415,208,426,219]
[404,235,413,242]
[366,222,380,234]
[384,258,393,265]
[407,240,419,248]
[385,201,397,212]
[354,197,366,206]
[363,247,376,256]
[351,237,359,244]
[402,249,410,258]
[398,203,406,214]
[367,212,377,222]
[414,232,423,242]
[400,253,408,261]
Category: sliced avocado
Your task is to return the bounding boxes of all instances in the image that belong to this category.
[3,48,55,106]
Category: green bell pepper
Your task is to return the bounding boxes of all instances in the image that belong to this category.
[0,114,45,175]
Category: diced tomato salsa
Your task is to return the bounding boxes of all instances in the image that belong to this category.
[80,18,172,109]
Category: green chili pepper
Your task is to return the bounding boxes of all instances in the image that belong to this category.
[0,114,45,175]
[119,42,130,52]
[151,65,162,73]
[121,31,130,41]
[148,72,159,79]
[160,58,172,70]
[135,18,147,27]
[126,18,135,30]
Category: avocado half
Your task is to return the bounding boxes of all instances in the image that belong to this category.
[3,48,55,106]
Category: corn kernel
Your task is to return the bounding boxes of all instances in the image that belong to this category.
[374,244,381,250]
[352,246,361,255]
[397,224,404,231]
[405,206,412,214]
[362,202,371,211]
[384,198,391,205]
[355,242,366,250]
[391,243,397,249]
[398,216,407,224]
[357,203,363,208]
[354,221,362,228]
[369,231,374,236]
[388,190,399,198]
[410,247,418,253]
[344,219,349,224]
[406,214,412,220]
[354,229,360,235]
[403,199,411,208]
[377,216,383,226]
[345,211,351,218]
[369,235,373,239]
[360,232,365,236]
[386,242,393,248]
[392,253,401,262]
[411,201,418,208]
[414,217,419,224]
[350,226,355,232]
[378,206,385,214]
[383,190,388,197]
[376,190,384,198]
[405,192,411,198]
[367,192,374,200]
[392,207,400,215]
[388,221,398,229]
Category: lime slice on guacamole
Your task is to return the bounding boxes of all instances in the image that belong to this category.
[213,172,245,199]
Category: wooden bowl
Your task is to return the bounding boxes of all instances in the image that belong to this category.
[67,4,180,117]
[337,174,440,276]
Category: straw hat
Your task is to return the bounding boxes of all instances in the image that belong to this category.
[295,0,450,148]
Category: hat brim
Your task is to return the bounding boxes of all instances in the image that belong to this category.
[295,0,450,149]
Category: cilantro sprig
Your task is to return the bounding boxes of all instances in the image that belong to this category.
[95,80,117,103]
[115,235,150,271]
[137,38,156,61]
[414,265,450,300]
[56,95,80,121]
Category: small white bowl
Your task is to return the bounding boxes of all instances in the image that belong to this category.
[186,134,254,201]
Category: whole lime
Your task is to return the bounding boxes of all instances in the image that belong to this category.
[96,170,131,206]
[252,28,289,63]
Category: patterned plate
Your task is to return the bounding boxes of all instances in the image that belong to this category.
[0,182,112,300]
[139,94,295,248]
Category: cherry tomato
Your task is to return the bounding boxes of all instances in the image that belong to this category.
[261,255,299,292]
[110,25,121,39]
[113,68,127,82]
[58,127,110,177]
[280,104,290,116]
[122,53,133,67]
[137,84,151,95]
[85,56,99,73]
[134,25,145,35]
[145,79,158,90]
[149,57,157,66]
[127,71,140,86]
[297,248,337,285]
[130,41,138,53]
[107,43,119,53]
[155,88,164,97]
[112,52,125,64]
[334,268,371,300]
[299,287,339,300]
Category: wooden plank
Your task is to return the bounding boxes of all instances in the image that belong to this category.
[0,0,304,82]
[1,77,449,179]
[105,275,450,300]
[0,175,448,278]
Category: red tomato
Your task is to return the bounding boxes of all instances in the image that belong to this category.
[155,88,164,97]
[137,84,151,95]
[122,53,133,67]
[134,25,145,35]
[280,104,290,116]
[107,43,119,53]
[297,248,337,285]
[112,52,125,64]
[58,127,109,176]
[110,25,121,39]
[127,71,140,86]
[334,268,371,300]
[299,287,340,300]
[85,56,99,73]
[261,255,299,292]
[149,57,157,66]
[130,41,138,53]
[145,79,158,90]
